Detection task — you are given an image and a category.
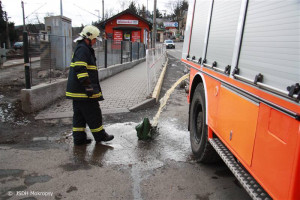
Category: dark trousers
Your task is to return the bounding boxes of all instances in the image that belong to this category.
[72,100,104,143]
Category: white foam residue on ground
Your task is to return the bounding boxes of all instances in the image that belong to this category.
[156,118,191,162]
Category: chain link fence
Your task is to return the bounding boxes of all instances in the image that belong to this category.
[146,44,166,94]
[25,33,71,86]
[23,33,146,87]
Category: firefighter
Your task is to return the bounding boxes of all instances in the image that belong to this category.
[66,25,114,145]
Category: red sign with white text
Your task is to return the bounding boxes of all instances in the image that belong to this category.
[114,30,123,41]
[132,31,140,42]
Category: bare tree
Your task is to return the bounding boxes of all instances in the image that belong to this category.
[118,0,129,11]
[169,0,180,14]
[104,8,115,20]
[168,0,188,21]
[138,5,146,18]
[35,14,42,24]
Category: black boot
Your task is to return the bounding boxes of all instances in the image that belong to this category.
[101,131,114,142]
[74,138,92,145]
[94,130,114,142]
[73,131,92,145]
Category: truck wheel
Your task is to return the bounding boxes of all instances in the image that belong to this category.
[189,83,218,163]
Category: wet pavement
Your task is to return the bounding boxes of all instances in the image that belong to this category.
[0,52,251,200]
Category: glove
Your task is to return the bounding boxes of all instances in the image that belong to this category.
[85,86,94,97]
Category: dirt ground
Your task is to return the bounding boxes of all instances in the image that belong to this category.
[0,62,70,145]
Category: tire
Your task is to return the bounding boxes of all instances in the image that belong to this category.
[189,83,219,163]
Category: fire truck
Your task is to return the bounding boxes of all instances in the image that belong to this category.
[181,0,299,199]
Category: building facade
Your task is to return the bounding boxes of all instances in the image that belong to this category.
[100,9,152,47]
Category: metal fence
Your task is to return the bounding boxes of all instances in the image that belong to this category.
[146,44,166,94]
[23,33,146,87]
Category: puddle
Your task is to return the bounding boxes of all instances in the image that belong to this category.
[155,119,190,162]
[60,162,92,171]
[0,169,24,178]
[24,175,52,186]
[32,137,61,142]
[64,119,190,168]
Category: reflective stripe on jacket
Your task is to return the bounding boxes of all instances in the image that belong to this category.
[66,40,104,101]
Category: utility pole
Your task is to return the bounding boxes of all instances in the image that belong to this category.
[23,31,31,89]
[4,11,10,49]
[21,1,30,88]
[60,0,63,16]
[102,0,104,21]
[152,0,157,49]
[21,1,26,31]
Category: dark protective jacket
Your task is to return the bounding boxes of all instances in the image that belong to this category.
[66,40,104,101]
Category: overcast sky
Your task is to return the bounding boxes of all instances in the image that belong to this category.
[2,0,177,27]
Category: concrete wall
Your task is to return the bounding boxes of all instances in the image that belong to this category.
[98,59,145,81]
[21,79,67,113]
[21,58,146,113]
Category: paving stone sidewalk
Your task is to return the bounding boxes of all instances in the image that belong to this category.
[35,61,148,120]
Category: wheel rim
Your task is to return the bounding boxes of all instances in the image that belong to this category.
[194,102,203,144]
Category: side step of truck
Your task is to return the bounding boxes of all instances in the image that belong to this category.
[209,138,272,200]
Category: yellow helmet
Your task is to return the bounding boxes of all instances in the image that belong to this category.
[80,25,100,40]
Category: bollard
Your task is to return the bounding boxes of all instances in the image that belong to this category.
[120,41,123,64]
[64,36,67,70]
[137,42,140,60]
[23,31,31,89]
[130,42,132,62]
[104,39,107,68]
[0,48,6,68]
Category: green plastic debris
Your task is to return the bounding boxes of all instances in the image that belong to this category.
[136,118,152,140]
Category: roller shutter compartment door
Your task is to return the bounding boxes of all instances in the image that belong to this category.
[189,0,211,61]
[205,0,242,70]
[182,0,196,59]
[238,0,300,92]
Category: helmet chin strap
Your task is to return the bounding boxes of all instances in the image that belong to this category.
[87,39,92,46]
[86,32,93,46]
[83,37,92,46]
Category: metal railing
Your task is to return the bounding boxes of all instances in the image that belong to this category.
[146,44,166,94]
[19,33,146,87]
